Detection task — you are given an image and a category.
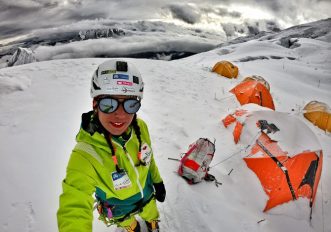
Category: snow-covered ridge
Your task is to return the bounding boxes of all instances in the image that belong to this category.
[78,28,125,40]
[0,27,126,57]
[0,18,329,69]
[218,18,331,48]
[7,47,36,67]
[0,20,222,65]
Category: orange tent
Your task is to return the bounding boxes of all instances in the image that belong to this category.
[222,108,248,144]
[222,108,323,215]
[245,132,323,212]
[230,80,275,110]
[212,61,238,79]
[242,75,270,91]
[303,101,331,132]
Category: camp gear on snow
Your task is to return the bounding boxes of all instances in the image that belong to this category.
[242,75,270,91]
[97,97,141,114]
[230,80,275,110]
[222,108,252,144]
[178,138,216,184]
[204,172,223,187]
[303,100,331,132]
[222,106,323,217]
[91,60,144,99]
[57,113,162,231]
[153,182,166,202]
[146,220,160,232]
[212,60,238,78]
[168,157,181,161]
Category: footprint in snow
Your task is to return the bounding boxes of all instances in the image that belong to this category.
[1,201,35,232]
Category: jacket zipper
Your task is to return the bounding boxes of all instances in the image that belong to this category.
[112,138,144,200]
[123,146,144,199]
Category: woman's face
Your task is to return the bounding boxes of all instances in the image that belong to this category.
[94,95,135,136]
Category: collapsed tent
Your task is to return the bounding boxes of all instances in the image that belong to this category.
[222,106,323,214]
[304,100,331,132]
[230,80,275,110]
[242,75,270,91]
[212,61,238,79]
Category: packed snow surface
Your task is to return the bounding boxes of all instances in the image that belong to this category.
[0,34,330,232]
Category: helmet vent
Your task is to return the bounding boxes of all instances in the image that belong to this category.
[93,81,101,90]
[133,76,139,84]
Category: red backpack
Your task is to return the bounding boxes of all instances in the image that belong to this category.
[178,138,216,184]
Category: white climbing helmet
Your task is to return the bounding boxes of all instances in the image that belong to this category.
[90,60,144,99]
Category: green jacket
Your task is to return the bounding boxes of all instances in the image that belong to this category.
[57,112,163,232]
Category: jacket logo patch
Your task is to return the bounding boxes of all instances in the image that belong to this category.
[140,143,152,166]
[111,170,132,190]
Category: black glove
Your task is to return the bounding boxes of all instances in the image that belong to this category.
[153,182,166,202]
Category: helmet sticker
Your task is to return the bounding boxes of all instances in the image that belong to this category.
[106,86,120,91]
[103,77,111,84]
[101,69,116,75]
[117,81,133,86]
[113,74,129,80]
[121,87,135,93]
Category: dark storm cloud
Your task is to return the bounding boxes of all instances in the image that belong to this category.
[217,8,241,18]
[240,0,331,24]
[0,0,109,40]
[166,3,201,24]
[0,0,59,11]
[201,7,241,18]
[200,6,241,18]
[254,0,283,12]
[221,19,281,39]
[0,25,28,40]
[0,0,330,44]
[0,2,58,39]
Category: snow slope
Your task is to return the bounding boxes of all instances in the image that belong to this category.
[0,34,330,232]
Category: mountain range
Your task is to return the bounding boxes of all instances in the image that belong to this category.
[0,18,330,68]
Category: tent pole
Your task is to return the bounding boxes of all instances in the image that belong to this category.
[256,139,297,200]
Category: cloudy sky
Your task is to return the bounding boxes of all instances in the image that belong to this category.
[0,0,330,45]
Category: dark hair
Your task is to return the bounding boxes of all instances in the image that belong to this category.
[132,114,142,151]
[98,113,142,168]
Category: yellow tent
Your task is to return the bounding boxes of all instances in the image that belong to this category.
[212,61,238,79]
[242,75,270,91]
[303,101,331,132]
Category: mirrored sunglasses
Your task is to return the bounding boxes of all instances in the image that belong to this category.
[98,97,141,114]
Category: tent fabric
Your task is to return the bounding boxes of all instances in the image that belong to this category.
[303,100,331,132]
[244,132,323,212]
[230,80,275,110]
[222,107,323,212]
[212,61,238,79]
[242,75,270,91]
[222,111,245,144]
[225,109,322,154]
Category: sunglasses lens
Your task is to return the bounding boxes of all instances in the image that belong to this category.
[123,99,141,114]
[98,98,119,113]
